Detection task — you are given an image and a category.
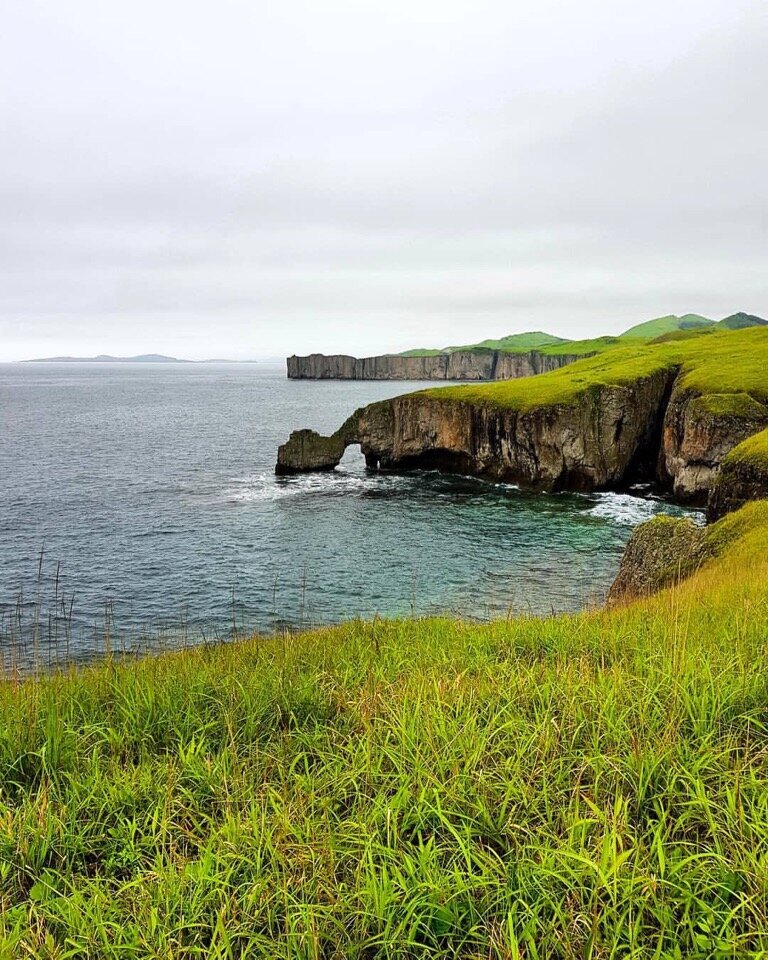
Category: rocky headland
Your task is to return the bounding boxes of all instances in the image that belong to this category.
[277,329,768,519]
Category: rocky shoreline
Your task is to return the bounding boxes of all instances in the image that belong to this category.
[276,368,768,517]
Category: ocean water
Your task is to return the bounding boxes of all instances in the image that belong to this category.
[1,362,698,666]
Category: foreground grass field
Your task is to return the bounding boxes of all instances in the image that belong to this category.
[1,503,768,957]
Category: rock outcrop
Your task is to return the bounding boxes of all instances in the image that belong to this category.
[277,369,676,488]
[607,516,710,603]
[708,429,768,520]
[276,364,768,516]
[287,349,588,381]
[658,390,768,503]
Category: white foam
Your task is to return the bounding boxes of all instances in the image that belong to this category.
[586,491,703,526]
[223,470,369,503]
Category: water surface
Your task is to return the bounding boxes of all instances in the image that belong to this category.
[0,362,697,665]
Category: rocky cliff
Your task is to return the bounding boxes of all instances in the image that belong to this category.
[606,515,711,603]
[708,429,768,520]
[287,349,587,381]
[277,369,675,489]
[276,365,768,513]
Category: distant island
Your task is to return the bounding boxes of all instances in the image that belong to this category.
[21,354,276,364]
[23,353,191,363]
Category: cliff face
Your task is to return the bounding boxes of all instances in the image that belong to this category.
[607,516,710,603]
[708,429,768,520]
[276,367,767,515]
[286,349,586,381]
[658,389,768,503]
[277,369,674,489]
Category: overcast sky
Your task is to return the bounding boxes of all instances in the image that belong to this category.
[1,0,766,360]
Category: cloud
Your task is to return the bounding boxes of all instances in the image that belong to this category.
[1,0,766,359]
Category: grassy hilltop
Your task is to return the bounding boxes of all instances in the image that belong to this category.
[2,500,768,956]
[423,326,768,412]
[398,311,766,358]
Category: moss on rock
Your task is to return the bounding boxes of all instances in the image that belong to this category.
[607,515,710,603]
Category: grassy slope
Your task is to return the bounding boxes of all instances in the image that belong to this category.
[420,327,768,412]
[397,315,765,359]
[399,332,570,357]
[442,331,569,353]
[722,427,768,469]
[1,502,768,956]
[619,313,715,339]
[720,312,768,330]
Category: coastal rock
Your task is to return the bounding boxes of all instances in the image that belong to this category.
[658,390,768,503]
[277,359,767,514]
[277,368,677,490]
[286,349,588,381]
[607,516,709,603]
[708,430,768,520]
[275,429,347,474]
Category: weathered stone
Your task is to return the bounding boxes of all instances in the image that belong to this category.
[708,451,768,520]
[286,349,590,381]
[275,429,347,474]
[277,366,768,516]
[275,369,677,489]
[658,390,768,503]
[607,515,709,603]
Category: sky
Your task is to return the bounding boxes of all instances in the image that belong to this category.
[1,0,766,361]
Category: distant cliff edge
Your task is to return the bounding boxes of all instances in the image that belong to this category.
[286,349,588,381]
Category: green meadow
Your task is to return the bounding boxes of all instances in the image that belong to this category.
[1,501,768,957]
[421,327,768,413]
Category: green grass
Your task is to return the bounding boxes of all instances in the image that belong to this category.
[538,335,622,357]
[2,502,768,957]
[396,348,445,357]
[719,312,768,331]
[691,393,768,419]
[419,327,768,412]
[399,333,621,359]
[399,332,570,357]
[396,315,765,359]
[443,332,569,354]
[722,427,768,470]
[619,313,715,339]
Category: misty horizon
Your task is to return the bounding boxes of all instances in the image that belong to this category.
[2,0,767,361]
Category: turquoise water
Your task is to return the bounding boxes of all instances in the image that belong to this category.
[1,362,698,666]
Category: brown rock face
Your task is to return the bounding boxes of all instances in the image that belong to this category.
[277,369,676,490]
[658,390,768,503]
[708,454,768,521]
[277,368,767,514]
[286,350,587,381]
[275,429,347,474]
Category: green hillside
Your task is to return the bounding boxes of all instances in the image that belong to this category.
[443,331,569,353]
[424,326,768,412]
[399,331,570,357]
[619,313,715,339]
[720,311,768,330]
[396,313,765,359]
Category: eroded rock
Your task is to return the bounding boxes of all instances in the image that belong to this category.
[607,515,709,603]
[286,349,589,381]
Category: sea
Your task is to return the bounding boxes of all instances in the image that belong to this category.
[0,361,699,667]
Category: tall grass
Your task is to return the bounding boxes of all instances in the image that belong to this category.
[1,503,767,957]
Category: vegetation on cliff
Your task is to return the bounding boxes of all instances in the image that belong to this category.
[422,327,768,412]
[708,428,768,520]
[720,426,768,470]
[2,501,768,957]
